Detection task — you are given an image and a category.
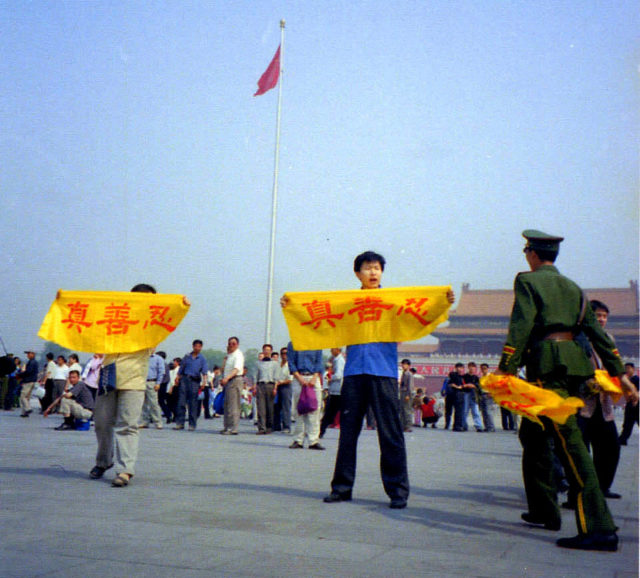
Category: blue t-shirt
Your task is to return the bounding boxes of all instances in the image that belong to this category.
[344,342,397,379]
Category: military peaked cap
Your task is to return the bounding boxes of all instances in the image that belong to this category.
[522,229,564,252]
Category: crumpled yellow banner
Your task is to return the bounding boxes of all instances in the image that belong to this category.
[593,369,623,404]
[281,286,451,350]
[38,290,190,354]
[480,374,584,426]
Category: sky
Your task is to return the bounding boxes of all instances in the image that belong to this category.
[1,1,638,359]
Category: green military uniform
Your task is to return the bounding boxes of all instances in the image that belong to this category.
[499,231,624,542]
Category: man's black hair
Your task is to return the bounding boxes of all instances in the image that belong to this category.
[69,353,79,362]
[401,358,411,365]
[590,300,609,314]
[229,336,240,344]
[455,362,464,368]
[532,248,557,263]
[625,362,635,369]
[467,361,477,367]
[262,344,273,351]
[68,369,80,377]
[353,251,386,272]
[131,283,157,294]
[46,352,54,360]
[192,339,203,347]
[156,351,166,359]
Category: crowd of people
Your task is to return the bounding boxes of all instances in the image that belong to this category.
[1,241,639,552]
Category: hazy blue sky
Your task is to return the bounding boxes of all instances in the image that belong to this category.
[1,1,638,358]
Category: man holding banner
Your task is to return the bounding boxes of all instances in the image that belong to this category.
[496,230,638,551]
[38,283,191,487]
[281,251,454,507]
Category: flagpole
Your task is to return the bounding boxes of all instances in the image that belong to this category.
[264,19,285,344]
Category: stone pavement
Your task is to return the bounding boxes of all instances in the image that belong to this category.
[0,409,637,578]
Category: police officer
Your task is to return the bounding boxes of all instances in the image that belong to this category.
[495,230,638,551]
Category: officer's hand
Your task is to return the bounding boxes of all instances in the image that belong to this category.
[446,289,455,304]
[620,375,639,406]
[280,295,289,308]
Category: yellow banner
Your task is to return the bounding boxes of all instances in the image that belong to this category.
[480,374,584,426]
[38,290,190,354]
[281,286,451,350]
[593,369,624,404]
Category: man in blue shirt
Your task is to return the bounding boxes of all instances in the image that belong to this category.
[174,339,208,431]
[324,251,454,509]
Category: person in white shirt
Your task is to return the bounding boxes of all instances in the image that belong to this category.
[52,355,70,406]
[220,337,244,435]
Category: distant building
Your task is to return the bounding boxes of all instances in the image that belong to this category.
[432,281,638,358]
[399,281,639,394]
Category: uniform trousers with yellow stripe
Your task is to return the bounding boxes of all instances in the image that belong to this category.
[518,376,616,535]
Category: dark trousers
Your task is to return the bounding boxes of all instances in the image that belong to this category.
[176,377,200,429]
[203,387,212,419]
[577,407,620,493]
[41,379,54,411]
[422,415,438,427]
[501,407,516,430]
[158,383,171,420]
[330,375,409,501]
[320,394,341,437]
[444,394,454,429]
[273,384,292,431]
[619,401,639,444]
[453,391,467,430]
[519,377,615,536]
[257,382,275,432]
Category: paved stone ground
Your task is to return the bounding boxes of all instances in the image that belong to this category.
[0,407,637,578]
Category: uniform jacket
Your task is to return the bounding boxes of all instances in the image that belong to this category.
[498,265,624,380]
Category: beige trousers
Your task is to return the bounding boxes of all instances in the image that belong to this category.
[94,389,145,476]
[19,382,36,413]
[59,397,93,420]
[292,377,322,446]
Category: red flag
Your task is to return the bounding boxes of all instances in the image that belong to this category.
[254,45,281,96]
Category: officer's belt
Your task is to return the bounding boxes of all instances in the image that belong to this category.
[543,331,574,342]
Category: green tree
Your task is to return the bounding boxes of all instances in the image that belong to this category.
[201,349,226,369]
[244,348,260,378]
[37,341,75,367]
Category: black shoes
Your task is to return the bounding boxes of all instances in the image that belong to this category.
[323,492,352,503]
[556,532,618,551]
[521,512,561,531]
[89,464,113,479]
[603,490,621,499]
[309,443,325,450]
[389,499,407,509]
[289,441,303,449]
[55,417,76,431]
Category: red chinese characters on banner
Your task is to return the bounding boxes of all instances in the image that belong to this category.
[61,301,93,333]
[143,305,176,332]
[348,296,393,323]
[96,302,140,335]
[300,300,344,329]
[396,297,431,326]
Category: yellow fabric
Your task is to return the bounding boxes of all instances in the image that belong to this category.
[593,369,623,404]
[38,290,190,354]
[480,374,584,426]
[281,286,451,350]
